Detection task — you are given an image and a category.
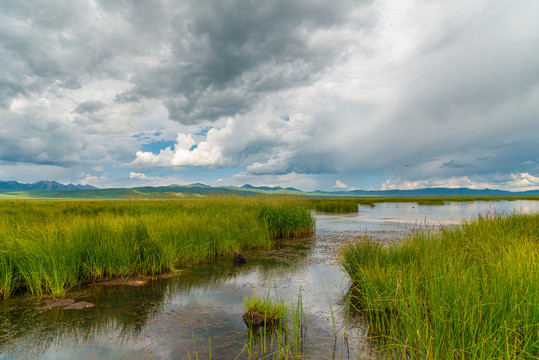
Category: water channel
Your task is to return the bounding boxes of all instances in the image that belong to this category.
[1,200,537,359]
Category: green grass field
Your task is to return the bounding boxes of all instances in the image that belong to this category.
[341,213,539,359]
[0,197,314,299]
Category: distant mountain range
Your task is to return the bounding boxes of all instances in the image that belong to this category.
[0,180,97,192]
[0,180,538,198]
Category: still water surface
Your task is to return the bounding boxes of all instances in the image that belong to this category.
[1,200,537,359]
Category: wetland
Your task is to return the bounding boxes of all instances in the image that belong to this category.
[0,198,538,359]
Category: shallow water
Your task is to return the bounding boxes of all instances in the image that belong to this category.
[0,200,537,359]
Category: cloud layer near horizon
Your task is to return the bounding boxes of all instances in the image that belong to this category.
[1,0,538,191]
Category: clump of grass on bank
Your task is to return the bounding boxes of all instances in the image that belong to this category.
[341,213,539,359]
[308,199,360,213]
[0,197,314,299]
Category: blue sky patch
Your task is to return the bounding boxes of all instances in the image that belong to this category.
[194,126,213,136]
[140,140,176,154]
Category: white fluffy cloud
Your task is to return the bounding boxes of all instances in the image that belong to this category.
[132,110,317,172]
[507,173,539,192]
[133,132,226,168]
[382,173,539,192]
[381,176,494,191]
[335,180,348,189]
[129,172,147,179]
[333,180,360,191]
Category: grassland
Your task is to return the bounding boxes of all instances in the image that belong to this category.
[341,213,539,359]
[0,197,314,299]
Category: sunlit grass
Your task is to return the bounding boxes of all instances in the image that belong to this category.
[341,213,539,359]
[0,197,314,298]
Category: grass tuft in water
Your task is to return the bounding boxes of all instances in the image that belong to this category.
[243,293,290,328]
[242,290,306,359]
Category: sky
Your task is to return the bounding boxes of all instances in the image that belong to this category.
[1,0,538,192]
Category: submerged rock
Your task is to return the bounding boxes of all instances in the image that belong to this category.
[37,298,95,310]
[95,277,150,287]
[64,301,95,310]
[233,251,248,264]
[156,273,178,279]
[38,298,76,310]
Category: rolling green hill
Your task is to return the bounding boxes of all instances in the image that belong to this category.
[1,182,538,199]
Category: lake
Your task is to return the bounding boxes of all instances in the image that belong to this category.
[1,200,537,359]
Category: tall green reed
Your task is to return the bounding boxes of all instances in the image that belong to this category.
[308,199,360,213]
[341,213,539,359]
[0,197,315,299]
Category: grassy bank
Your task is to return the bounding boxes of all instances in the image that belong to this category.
[0,197,314,299]
[341,213,539,359]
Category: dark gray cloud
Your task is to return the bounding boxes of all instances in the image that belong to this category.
[73,100,106,114]
[247,151,339,175]
[0,111,82,166]
[116,0,374,124]
[0,0,166,106]
[1,0,374,122]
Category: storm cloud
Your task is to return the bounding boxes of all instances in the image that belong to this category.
[114,0,374,124]
[0,0,538,190]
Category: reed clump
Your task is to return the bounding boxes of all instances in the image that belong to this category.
[242,291,306,359]
[0,197,314,299]
[308,199,360,213]
[341,213,539,359]
[257,203,315,238]
[243,293,290,327]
